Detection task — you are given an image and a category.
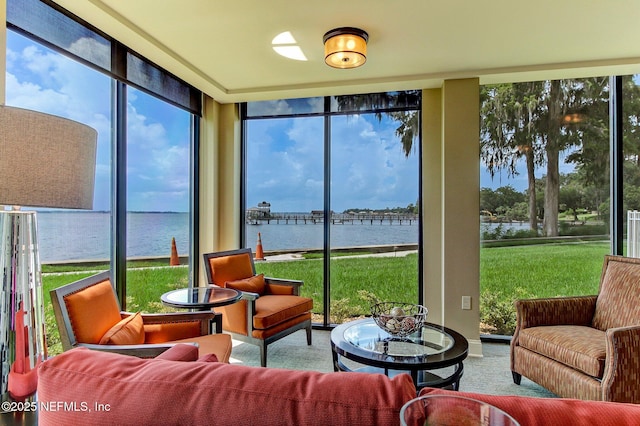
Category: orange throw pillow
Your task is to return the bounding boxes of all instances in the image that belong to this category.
[99,312,145,345]
[225,274,265,295]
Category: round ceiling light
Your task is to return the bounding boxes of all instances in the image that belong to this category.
[323,27,368,69]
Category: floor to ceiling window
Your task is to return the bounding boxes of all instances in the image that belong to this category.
[243,92,421,327]
[479,77,612,336]
[125,88,192,298]
[5,29,112,266]
[6,0,202,350]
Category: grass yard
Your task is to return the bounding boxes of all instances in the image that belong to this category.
[42,241,610,354]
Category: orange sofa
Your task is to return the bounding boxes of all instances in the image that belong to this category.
[36,346,640,426]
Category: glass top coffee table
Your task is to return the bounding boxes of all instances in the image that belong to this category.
[331,318,468,391]
[161,286,241,311]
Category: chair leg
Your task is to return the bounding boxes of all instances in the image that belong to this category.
[512,371,522,385]
[260,343,267,367]
[306,324,312,345]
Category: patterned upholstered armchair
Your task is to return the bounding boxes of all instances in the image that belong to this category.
[510,255,640,403]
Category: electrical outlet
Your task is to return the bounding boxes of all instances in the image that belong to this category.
[461,296,471,310]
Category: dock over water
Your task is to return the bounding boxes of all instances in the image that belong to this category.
[246,212,418,225]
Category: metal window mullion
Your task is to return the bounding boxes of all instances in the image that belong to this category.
[610,76,624,255]
[323,97,331,327]
[111,80,127,308]
[189,114,200,288]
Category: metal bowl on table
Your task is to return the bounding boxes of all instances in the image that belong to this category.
[371,302,428,338]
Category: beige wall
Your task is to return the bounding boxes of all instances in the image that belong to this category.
[423,79,482,356]
[198,96,241,283]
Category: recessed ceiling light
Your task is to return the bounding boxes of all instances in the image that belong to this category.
[272,31,307,61]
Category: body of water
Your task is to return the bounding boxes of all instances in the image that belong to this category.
[34,211,421,263]
[34,212,537,262]
[36,211,189,262]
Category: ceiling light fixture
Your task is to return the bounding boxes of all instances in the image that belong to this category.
[323,27,368,69]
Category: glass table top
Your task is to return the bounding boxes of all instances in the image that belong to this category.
[161,286,241,308]
[343,321,454,357]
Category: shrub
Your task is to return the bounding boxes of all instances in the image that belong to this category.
[480,288,533,336]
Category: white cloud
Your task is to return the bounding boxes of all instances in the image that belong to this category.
[6,34,191,212]
[245,113,419,212]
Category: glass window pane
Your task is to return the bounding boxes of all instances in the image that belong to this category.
[6,30,112,264]
[245,116,325,317]
[330,112,419,324]
[246,97,324,117]
[330,90,421,113]
[7,0,111,71]
[479,78,610,336]
[5,30,112,356]
[126,88,192,299]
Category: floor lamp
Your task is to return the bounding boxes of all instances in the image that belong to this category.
[0,105,97,404]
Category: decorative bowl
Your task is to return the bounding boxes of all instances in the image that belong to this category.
[371,302,428,338]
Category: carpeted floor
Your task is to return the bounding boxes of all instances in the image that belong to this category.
[229,329,556,398]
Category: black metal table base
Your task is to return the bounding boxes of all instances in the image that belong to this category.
[333,352,464,392]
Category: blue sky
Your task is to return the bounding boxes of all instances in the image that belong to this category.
[6,31,190,212]
[6,30,570,214]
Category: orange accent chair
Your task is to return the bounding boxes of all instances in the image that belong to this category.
[203,248,313,367]
[50,271,232,361]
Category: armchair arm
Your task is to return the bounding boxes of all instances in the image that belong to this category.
[602,325,640,403]
[265,277,304,296]
[76,343,190,358]
[515,295,597,329]
[123,311,223,336]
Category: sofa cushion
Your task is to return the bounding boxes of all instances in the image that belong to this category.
[64,278,122,344]
[226,273,265,295]
[518,325,606,377]
[99,312,145,345]
[253,295,314,329]
[38,348,417,426]
[420,387,640,426]
[593,258,640,331]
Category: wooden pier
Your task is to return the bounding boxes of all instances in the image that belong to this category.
[246,212,418,225]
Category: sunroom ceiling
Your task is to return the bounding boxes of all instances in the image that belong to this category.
[53,0,640,103]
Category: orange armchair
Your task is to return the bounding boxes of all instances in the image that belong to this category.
[50,271,232,361]
[203,248,313,366]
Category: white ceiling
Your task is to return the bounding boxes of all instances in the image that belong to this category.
[53,0,640,104]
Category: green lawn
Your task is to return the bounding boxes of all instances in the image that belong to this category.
[42,241,610,354]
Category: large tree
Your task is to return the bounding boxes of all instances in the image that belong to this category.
[480,82,546,231]
[481,78,609,236]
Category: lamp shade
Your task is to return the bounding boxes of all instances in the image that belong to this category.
[323,27,368,69]
[0,105,97,209]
